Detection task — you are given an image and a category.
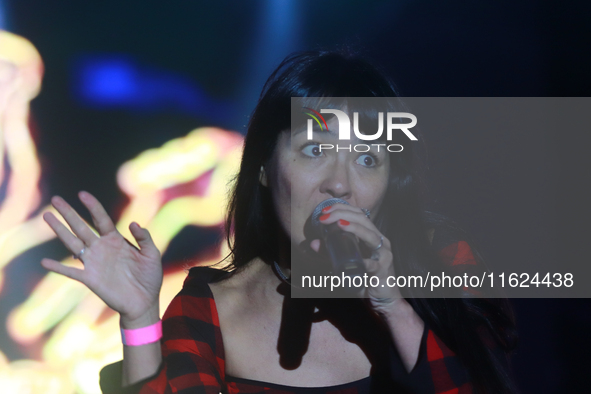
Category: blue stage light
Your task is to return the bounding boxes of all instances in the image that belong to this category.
[71,54,233,124]
[78,58,137,104]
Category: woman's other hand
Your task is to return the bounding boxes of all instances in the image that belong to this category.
[41,191,162,326]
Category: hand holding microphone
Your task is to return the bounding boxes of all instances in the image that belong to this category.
[309,198,401,303]
[310,198,367,280]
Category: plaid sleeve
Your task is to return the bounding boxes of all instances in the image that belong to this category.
[438,240,485,297]
[99,269,225,394]
[426,240,480,393]
[138,272,225,394]
[423,329,473,394]
[391,241,481,393]
[390,323,473,394]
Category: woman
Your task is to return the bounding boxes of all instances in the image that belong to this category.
[41,51,517,393]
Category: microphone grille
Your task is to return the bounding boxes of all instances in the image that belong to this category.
[311,198,350,226]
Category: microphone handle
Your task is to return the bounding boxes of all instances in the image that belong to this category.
[322,223,366,279]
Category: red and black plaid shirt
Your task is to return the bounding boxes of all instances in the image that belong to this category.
[101,241,485,394]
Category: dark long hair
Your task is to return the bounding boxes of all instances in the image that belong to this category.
[224,50,518,393]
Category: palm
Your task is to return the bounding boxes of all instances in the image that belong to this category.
[80,232,162,319]
[41,192,163,321]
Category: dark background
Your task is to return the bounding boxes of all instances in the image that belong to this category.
[2,0,590,392]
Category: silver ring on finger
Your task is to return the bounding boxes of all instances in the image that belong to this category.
[361,208,371,219]
[73,247,86,260]
[372,236,384,251]
[370,236,383,261]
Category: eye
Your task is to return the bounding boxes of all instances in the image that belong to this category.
[355,154,376,168]
[301,144,323,158]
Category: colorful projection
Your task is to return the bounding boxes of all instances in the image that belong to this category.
[0,30,52,290]
[0,30,243,394]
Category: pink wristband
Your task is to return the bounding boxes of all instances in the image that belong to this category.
[121,320,162,346]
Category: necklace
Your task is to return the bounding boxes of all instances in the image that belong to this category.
[273,261,291,285]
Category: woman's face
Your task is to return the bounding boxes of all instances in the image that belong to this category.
[265,115,390,246]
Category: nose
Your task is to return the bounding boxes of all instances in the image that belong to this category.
[319,158,352,200]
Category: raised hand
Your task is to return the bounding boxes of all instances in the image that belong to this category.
[41,191,163,325]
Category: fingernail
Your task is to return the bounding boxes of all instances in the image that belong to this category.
[339,219,350,226]
[319,213,330,221]
[322,206,331,212]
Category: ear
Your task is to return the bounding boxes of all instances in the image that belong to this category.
[259,165,268,187]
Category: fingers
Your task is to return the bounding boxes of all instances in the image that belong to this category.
[78,191,117,235]
[320,203,368,216]
[335,220,383,249]
[319,206,385,249]
[51,196,99,245]
[41,258,85,283]
[319,204,373,228]
[43,211,86,255]
[129,222,160,258]
[318,204,392,270]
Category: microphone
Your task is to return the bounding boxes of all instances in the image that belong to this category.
[310,198,366,280]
